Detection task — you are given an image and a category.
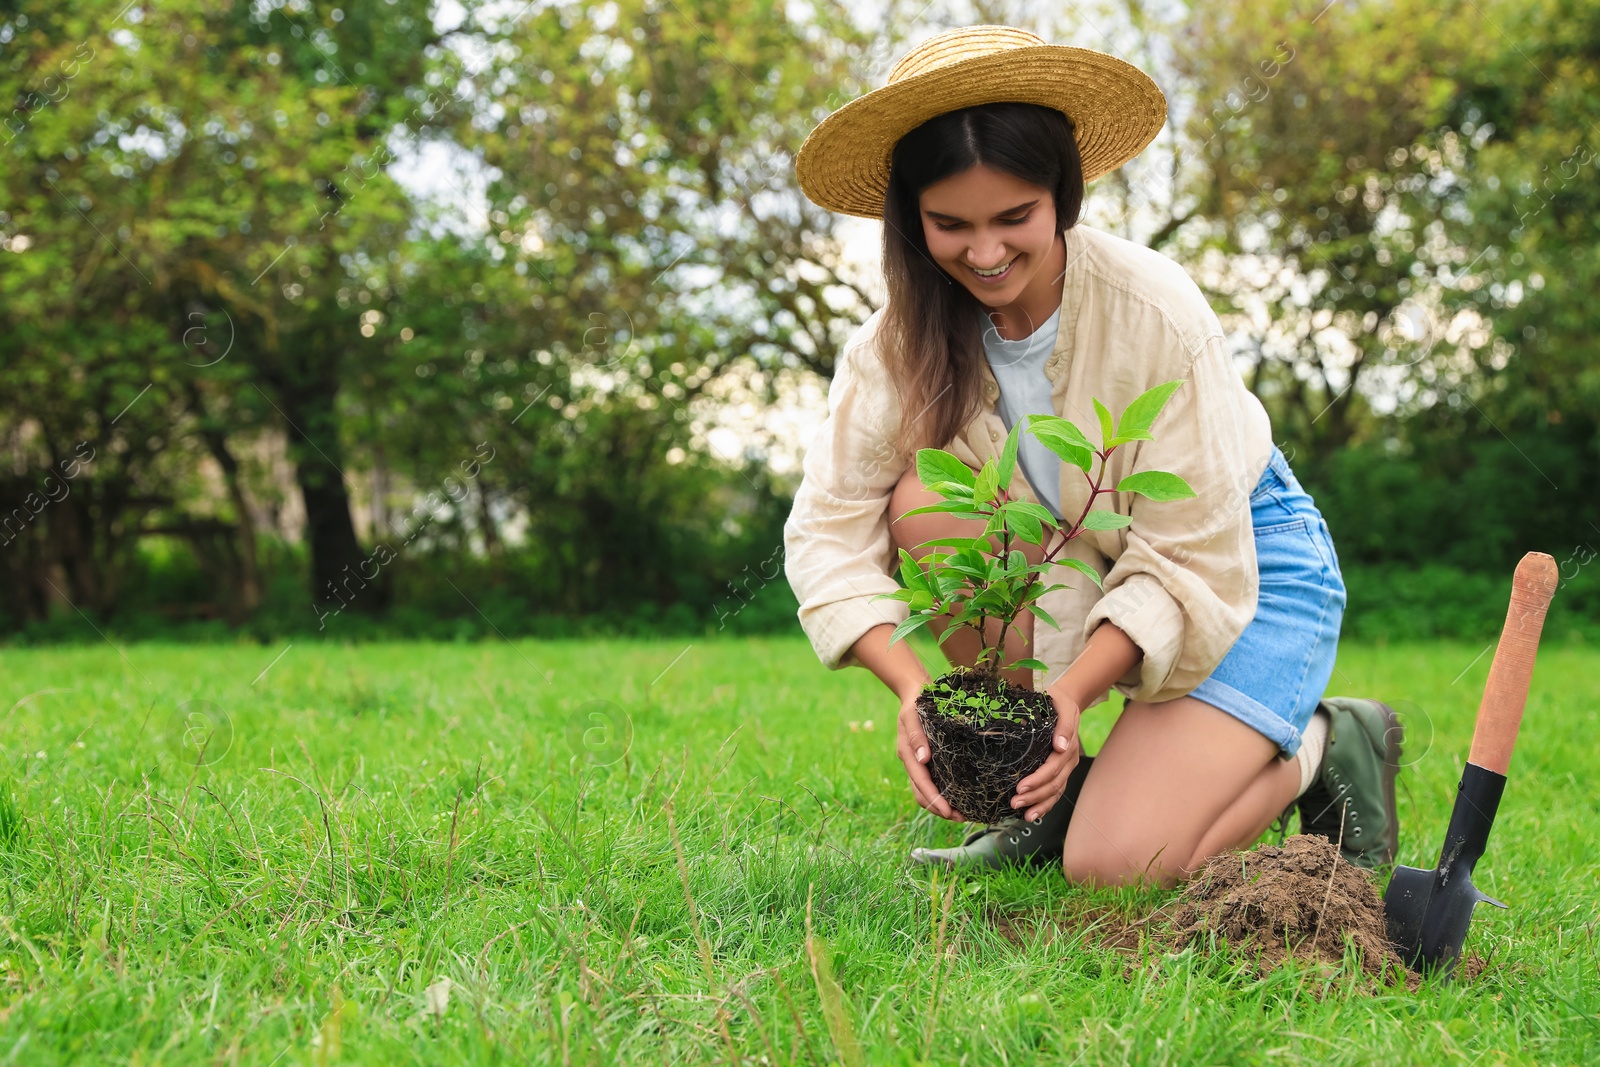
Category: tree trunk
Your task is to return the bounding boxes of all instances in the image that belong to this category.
[185,381,261,620]
[477,475,500,556]
[278,380,388,614]
[371,447,390,540]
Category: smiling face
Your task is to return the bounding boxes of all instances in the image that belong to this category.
[918,164,1067,339]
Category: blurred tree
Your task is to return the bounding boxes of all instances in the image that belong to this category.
[1164,0,1496,460]
[3,0,879,626]
[0,0,469,618]
[8,0,1586,634]
[1162,0,1598,567]
[1437,0,1600,435]
[376,0,884,612]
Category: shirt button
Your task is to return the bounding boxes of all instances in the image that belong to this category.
[990,429,1000,442]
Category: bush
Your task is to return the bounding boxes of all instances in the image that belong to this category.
[1340,561,1600,643]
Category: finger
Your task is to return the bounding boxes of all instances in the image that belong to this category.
[1015,751,1070,796]
[1014,771,1064,801]
[1013,780,1065,813]
[1030,748,1081,790]
[1013,761,1070,809]
[902,752,955,819]
[1016,767,1073,818]
[909,775,953,819]
[1023,794,1060,823]
[901,748,940,795]
[1017,724,1081,794]
[1049,727,1078,757]
[925,785,956,820]
[1023,754,1074,795]
[901,735,935,777]
[901,716,932,764]
[908,731,930,764]
[926,782,959,821]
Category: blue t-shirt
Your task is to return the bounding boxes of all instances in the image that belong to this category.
[978,306,1064,521]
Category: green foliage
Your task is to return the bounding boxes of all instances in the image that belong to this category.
[1166,0,1493,460]
[0,0,874,628]
[1437,0,1600,428]
[1340,561,1600,644]
[4,0,1598,648]
[874,382,1195,691]
[925,675,1037,728]
[1302,424,1600,574]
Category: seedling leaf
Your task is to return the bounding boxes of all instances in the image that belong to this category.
[1028,600,1061,632]
[897,548,927,592]
[886,613,933,646]
[900,501,982,518]
[916,449,976,490]
[1002,500,1057,525]
[1082,510,1134,531]
[1115,470,1196,502]
[1009,509,1043,546]
[924,480,976,498]
[973,459,999,504]
[914,536,987,551]
[1050,557,1105,589]
[1024,414,1095,471]
[1111,380,1184,444]
[996,420,1022,488]
[1092,397,1115,447]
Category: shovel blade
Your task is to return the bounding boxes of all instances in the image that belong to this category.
[1384,862,1500,974]
[1382,863,1436,964]
[1382,762,1508,976]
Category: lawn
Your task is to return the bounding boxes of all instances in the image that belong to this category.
[1,635,1596,1064]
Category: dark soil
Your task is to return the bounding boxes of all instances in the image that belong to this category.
[1165,834,1407,979]
[975,834,1494,993]
[1163,835,1496,989]
[916,666,1056,824]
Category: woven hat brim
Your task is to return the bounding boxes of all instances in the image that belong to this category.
[796,44,1167,219]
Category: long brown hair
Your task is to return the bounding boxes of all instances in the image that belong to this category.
[879,102,1085,459]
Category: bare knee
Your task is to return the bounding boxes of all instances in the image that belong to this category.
[889,464,946,553]
[888,464,920,525]
[889,463,1046,565]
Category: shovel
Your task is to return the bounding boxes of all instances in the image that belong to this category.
[1382,551,1559,976]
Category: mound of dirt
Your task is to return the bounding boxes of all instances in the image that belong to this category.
[1165,834,1407,980]
[973,833,1493,991]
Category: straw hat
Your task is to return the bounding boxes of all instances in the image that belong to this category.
[795,25,1167,219]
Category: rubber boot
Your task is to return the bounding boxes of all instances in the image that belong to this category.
[1296,697,1403,868]
[908,755,1094,870]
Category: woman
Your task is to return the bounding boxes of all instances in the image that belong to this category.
[784,26,1403,887]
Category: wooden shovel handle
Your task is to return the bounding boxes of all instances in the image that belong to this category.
[1468,552,1559,775]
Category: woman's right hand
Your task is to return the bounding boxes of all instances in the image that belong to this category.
[898,691,966,821]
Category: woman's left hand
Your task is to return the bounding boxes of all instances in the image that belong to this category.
[1011,689,1083,823]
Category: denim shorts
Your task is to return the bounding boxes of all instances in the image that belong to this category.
[1187,445,1347,760]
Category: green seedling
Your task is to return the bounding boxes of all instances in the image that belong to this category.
[874,380,1197,727]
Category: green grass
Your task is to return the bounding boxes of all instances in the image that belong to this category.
[1,635,1597,1064]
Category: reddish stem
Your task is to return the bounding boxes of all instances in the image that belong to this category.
[1042,446,1117,564]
